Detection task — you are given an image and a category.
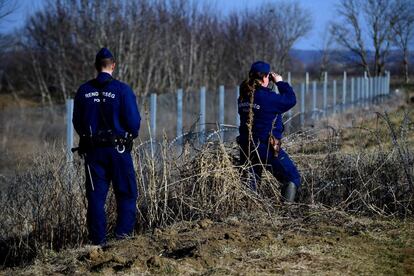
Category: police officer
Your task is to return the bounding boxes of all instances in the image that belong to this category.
[238,61,300,202]
[73,48,141,245]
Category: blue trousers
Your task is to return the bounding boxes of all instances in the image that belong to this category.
[84,147,138,245]
[240,143,300,191]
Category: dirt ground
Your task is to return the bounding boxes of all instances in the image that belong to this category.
[2,87,413,275]
[4,205,413,275]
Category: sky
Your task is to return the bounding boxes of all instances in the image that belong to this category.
[0,0,339,50]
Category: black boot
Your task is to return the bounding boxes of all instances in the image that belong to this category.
[282,182,297,203]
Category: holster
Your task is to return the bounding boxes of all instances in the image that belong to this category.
[78,131,134,154]
[269,135,281,157]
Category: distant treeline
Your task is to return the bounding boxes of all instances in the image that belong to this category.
[0,0,412,105]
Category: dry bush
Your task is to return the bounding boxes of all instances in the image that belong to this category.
[0,137,281,267]
[133,139,278,229]
[0,110,413,267]
[0,150,86,266]
[298,151,413,215]
[290,110,414,216]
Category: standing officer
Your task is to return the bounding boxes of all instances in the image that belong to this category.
[238,61,300,202]
[73,48,141,245]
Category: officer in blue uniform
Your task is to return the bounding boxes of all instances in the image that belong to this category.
[73,48,141,245]
[238,61,300,202]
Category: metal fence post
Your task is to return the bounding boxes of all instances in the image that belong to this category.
[355,77,358,106]
[351,77,355,109]
[300,83,305,126]
[150,93,157,156]
[357,78,360,106]
[367,76,370,103]
[342,71,347,111]
[219,85,225,129]
[380,76,383,97]
[384,74,387,97]
[287,72,292,131]
[323,71,328,116]
[369,77,377,103]
[387,71,390,95]
[362,77,365,107]
[66,99,74,163]
[199,86,206,144]
[368,77,371,105]
[361,77,364,106]
[379,75,382,102]
[359,77,363,106]
[375,76,384,97]
[365,77,369,107]
[360,77,364,106]
[150,93,157,139]
[375,76,382,101]
[236,85,240,126]
[369,77,372,103]
[379,76,382,98]
[176,89,183,144]
[333,80,337,113]
[365,76,368,106]
[305,72,309,94]
[312,80,317,120]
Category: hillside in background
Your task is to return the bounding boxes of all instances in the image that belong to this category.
[290,49,414,72]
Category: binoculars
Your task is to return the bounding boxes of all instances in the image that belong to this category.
[269,72,276,83]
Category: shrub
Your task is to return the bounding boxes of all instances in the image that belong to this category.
[0,111,412,267]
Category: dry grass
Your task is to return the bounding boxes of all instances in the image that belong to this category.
[3,206,413,275]
[286,102,414,216]
[0,94,413,269]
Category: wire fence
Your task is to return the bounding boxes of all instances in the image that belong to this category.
[65,71,390,160]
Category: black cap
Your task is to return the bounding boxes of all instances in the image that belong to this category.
[95,48,114,63]
[250,61,270,74]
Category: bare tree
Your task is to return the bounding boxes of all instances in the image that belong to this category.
[0,0,15,21]
[392,0,414,83]
[330,0,371,75]
[0,0,18,93]
[363,0,397,76]
[224,1,312,82]
[268,2,313,73]
[331,0,401,76]
[5,0,312,103]
[0,0,17,49]
[318,24,334,82]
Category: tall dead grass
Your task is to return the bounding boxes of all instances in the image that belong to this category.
[0,109,413,267]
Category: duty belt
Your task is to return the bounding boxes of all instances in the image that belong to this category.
[72,131,133,154]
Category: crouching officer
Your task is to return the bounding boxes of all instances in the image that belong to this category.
[238,61,300,202]
[73,48,141,245]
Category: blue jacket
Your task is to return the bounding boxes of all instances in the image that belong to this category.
[73,72,141,138]
[238,81,296,144]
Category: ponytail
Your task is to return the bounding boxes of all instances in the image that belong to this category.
[239,70,267,149]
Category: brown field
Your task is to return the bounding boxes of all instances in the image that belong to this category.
[4,206,414,275]
[1,85,413,275]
